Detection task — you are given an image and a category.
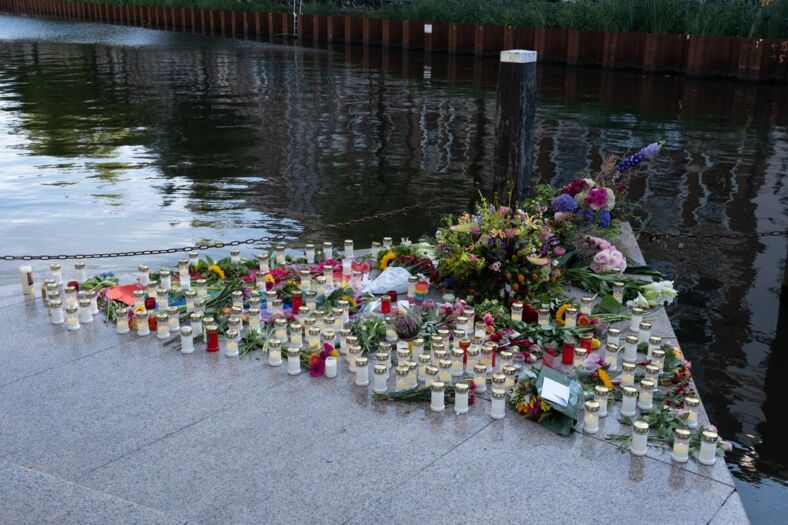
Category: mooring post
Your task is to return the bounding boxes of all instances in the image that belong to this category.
[492,49,537,202]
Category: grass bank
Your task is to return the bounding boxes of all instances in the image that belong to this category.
[59,0,788,39]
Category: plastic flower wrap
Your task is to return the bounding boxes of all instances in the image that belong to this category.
[627,281,677,307]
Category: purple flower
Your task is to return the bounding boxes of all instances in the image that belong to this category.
[615,142,662,173]
[598,209,612,228]
[584,188,608,210]
[551,194,578,213]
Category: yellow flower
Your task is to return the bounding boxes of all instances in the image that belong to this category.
[209,264,225,280]
[539,400,551,412]
[598,369,614,390]
[555,303,571,326]
[341,294,357,307]
[134,305,146,314]
[264,273,275,284]
[591,338,601,350]
[379,251,396,270]
[330,349,339,359]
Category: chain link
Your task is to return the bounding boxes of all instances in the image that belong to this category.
[637,229,788,242]
[0,198,446,261]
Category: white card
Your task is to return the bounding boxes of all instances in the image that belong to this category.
[540,377,570,407]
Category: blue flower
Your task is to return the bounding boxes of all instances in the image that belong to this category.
[598,209,612,228]
[615,141,662,173]
[551,194,578,213]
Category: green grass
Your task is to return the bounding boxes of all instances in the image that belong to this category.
[60,0,788,38]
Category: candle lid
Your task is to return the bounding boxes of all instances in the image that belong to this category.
[451,348,464,358]
[66,305,78,314]
[190,312,203,321]
[375,352,390,362]
[511,302,523,310]
[455,382,469,394]
[633,420,650,434]
[701,430,718,443]
[74,261,86,269]
[348,345,362,354]
[467,346,480,356]
[286,347,300,357]
[248,307,260,315]
[225,328,239,339]
[184,290,197,298]
[48,299,62,308]
[418,354,431,363]
[594,385,609,396]
[269,339,282,349]
[674,428,691,440]
[574,347,588,356]
[502,365,517,376]
[566,306,577,313]
[203,316,215,325]
[585,400,600,413]
[78,298,91,307]
[622,361,637,372]
[652,348,665,358]
[425,366,439,376]
[608,327,621,336]
[684,396,700,407]
[180,326,192,336]
[625,335,639,344]
[438,359,452,369]
[159,269,171,277]
[408,275,418,283]
[157,288,167,296]
[631,307,645,315]
[491,373,506,385]
[355,357,368,367]
[640,379,655,389]
[491,388,506,399]
[406,361,417,370]
[395,366,409,376]
[499,350,513,360]
[639,321,652,330]
[606,342,620,352]
[473,364,487,374]
[581,296,594,304]
[156,312,168,321]
[645,364,660,375]
[622,386,638,397]
[374,364,388,374]
[205,324,218,333]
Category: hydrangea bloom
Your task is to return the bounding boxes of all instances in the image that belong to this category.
[584,187,608,210]
[551,194,579,213]
[590,247,627,273]
[559,179,588,196]
[598,209,612,228]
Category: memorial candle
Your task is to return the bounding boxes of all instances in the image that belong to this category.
[307,326,320,348]
[248,308,261,331]
[380,295,391,315]
[132,290,145,311]
[395,365,410,391]
[671,428,691,463]
[605,343,620,370]
[454,383,470,414]
[502,365,517,389]
[438,359,452,382]
[135,311,149,336]
[621,361,637,387]
[66,305,80,331]
[190,312,203,336]
[424,366,438,387]
[195,279,208,298]
[185,290,196,312]
[594,386,609,417]
[230,249,241,264]
[583,400,600,433]
[373,364,388,393]
[491,373,506,393]
[417,353,431,382]
[684,397,700,429]
[48,263,63,286]
[286,347,301,375]
[167,307,180,332]
[451,348,464,377]
[178,259,190,290]
[574,347,588,368]
[607,327,621,346]
[325,356,337,378]
[49,299,65,325]
[698,430,718,466]
[157,288,169,311]
[256,253,269,273]
[490,388,506,419]
[344,239,354,260]
[623,335,639,362]
[289,323,303,346]
[305,244,315,264]
[268,339,283,366]
[474,364,488,393]
[74,261,87,283]
[86,290,99,315]
[78,298,93,324]
[644,364,660,384]
[299,270,312,293]
[407,276,418,299]
[275,246,286,266]
[511,302,523,322]
[156,313,170,340]
[323,242,333,261]
[537,306,550,326]
[612,281,625,303]
[638,379,655,411]
[19,265,35,295]
[225,329,239,357]
[189,251,199,268]
[339,328,351,354]
[580,296,594,315]
[159,269,172,291]
[561,338,575,365]
[651,348,665,373]
[138,264,149,286]
[354,357,370,386]
[205,324,220,352]
[370,241,381,259]
[647,335,661,359]
[347,345,362,372]
[564,307,577,328]
[630,420,649,456]
[629,307,644,332]
[180,326,194,354]
[638,322,652,345]
[430,382,445,412]
[621,386,638,417]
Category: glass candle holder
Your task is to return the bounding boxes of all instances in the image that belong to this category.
[184,290,196,312]
[190,313,203,336]
[438,359,452,382]
[395,365,410,391]
[354,357,370,386]
[307,326,321,348]
[288,323,303,346]
[112,306,129,333]
[406,360,418,388]
[156,289,169,311]
[324,265,335,287]
[580,296,594,315]
[629,307,644,332]
[205,324,220,352]
[373,364,389,393]
[561,339,575,365]
[138,264,149,286]
[347,345,362,372]
[607,327,621,346]
[621,386,638,417]
[472,321,486,339]
[189,251,199,269]
[338,301,350,324]
[271,299,283,316]
[325,356,337,378]
[64,305,80,331]
[343,239,354,260]
[195,279,208,298]
[502,365,517,389]
[499,350,514,370]
[305,244,315,264]
[430,382,445,412]
[19,265,35,295]
[202,316,215,330]
[264,291,277,312]
[454,383,470,414]
[299,270,312,293]
[135,312,149,336]
[417,353,431,382]
[651,348,666,373]
[132,290,145,312]
[287,347,301,375]
[630,420,650,456]
[583,400,600,433]
[178,260,190,290]
[573,347,588,368]
[159,269,172,291]
[180,326,194,354]
[433,347,447,368]
[346,336,359,360]
[314,276,327,296]
[48,263,62,286]
[491,388,506,419]
[370,241,382,259]
[223,328,239,357]
[647,335,661,359]
[49,299,65,325]
[491,373,506,393]
[42,279,56,303]
[480,344,494,369]
[231,290,243,310]
[305,292,317,311]
[86,290,99,315]
[621,361,637,387]
[451,348,464,377]
[228,316,242,336]
[684,397,700,428]
[699,430,718,465]
[74,261,87,283]
[473,364,488,393]
[638,322,653,345]
[672,428,691,463]
[511,302,523,322]
[644,364,660,384]
[424,366,439,387]
[271,319,285,340]
[268,339,283,366]
[564,307,577,328]
[167,307,179,332]
[612,281,625,303]
[78,298,93,324]
[407,276,418,299]
[323,242,333,261]
[450,329,465,349]
[411,338,424,361]
[339,328,351,354]
[464,309,476,331]
[605,343,620,370]
[255,272,265,290]
[623,335,639,362]
[156,313,170,340]
[638,379,655,411]
[466,345,480,368]
[382,236,392,249]
[396,346,409,365]
[229,249,240,264]
[275,246,286,266]
[248,308,261,331]
[62,285,76,307]
[380,295,392,315]
[256,253,269,274]
[537,307,550,326]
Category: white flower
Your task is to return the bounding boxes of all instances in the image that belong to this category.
[604,188,616,211]
[626,281,678,307]
[626,292,650,308]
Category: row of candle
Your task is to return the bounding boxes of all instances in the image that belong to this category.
[624,420,718,465]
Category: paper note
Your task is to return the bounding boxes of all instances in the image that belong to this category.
[540,377,570,407]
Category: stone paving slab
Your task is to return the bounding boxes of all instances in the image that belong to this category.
[0,459,186,525]
[711,491,752,524]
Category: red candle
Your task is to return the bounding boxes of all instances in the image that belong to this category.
[291,293,302,315]
[386,290,398,303]
[148,315,157,331]
[561,339,575,365]
[460,338,470,364]
[67,280,80,292]
[145,297,156,311]
[206,326,220,352]
[580,334,593,352]
[380,296,391,314]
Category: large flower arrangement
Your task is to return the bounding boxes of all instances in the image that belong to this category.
[435,200,563,302]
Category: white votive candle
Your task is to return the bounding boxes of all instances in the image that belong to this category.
[511,302,523,322]
[623,335,639,362]
[180,326,194,354]
[230,249,241,264]
[190,313,203,337]
[159,269,172,291]
[135,312,149,336]
[138,264,149,286]
[473,364,487,393]
[344,239,354,260]
[621,362,637,387]
[305,244,315,264]
[430,382,445,412]
[287,347,301,375]
[167,307,180,332]
[66,305,80,331]
[275,246,286,266]
[685,397,700,428]
[638,322,652,344]
[323,242,333,261]
[630,420,649,456]
[395,366,410,391]
[454,383,470,414]
[621,386,638,417]
[637,379,655,411]
[672,428,691,463]
[594,385,609,417]
[74,261,87,283]
[156,313,170,339]
[49,299,65,325]
[325,356,338,378]
[699,430,718,466]
[490,388,506,419]
[355,357,370,386]
[607,327,621,346]
[225,329,239,357]
[583,400,600,433]
[78,298,93,324]
[268,339,283,366]
[629,307,644,332]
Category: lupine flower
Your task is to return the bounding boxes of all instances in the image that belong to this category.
[615,142,662,173]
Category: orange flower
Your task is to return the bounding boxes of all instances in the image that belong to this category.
[513,283,519,291]
[308,353,319,366]
[598,369,614,390]
[577,315,591,326]
[517,274,525,283]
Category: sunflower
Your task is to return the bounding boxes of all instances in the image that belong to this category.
[555,303,571,325]
[209,264,225,280]
[379,251,396,270]
[340,294,357,307]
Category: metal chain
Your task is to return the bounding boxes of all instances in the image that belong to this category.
[0,197,446,261]
[637,229,788,242]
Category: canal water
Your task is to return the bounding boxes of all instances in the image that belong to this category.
[0,14,786,521]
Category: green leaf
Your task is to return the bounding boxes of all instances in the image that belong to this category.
[592,295,623,315]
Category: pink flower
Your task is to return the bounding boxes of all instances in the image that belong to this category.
[583,235,613,252]
[497,206,511,215]
[482,313,494,325]
[506,229,516,238]
[584,187,608,210]
[468,255,477,264]
[310,360,325,377]
[721,441,733,452]
[470,225,481,235]
[590,247,627,273]
[554,246,566,256]
[489,261,502,272]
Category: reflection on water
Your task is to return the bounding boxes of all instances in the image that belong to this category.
[0,14,786,519]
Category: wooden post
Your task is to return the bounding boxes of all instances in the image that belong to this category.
[492,50,537,201]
